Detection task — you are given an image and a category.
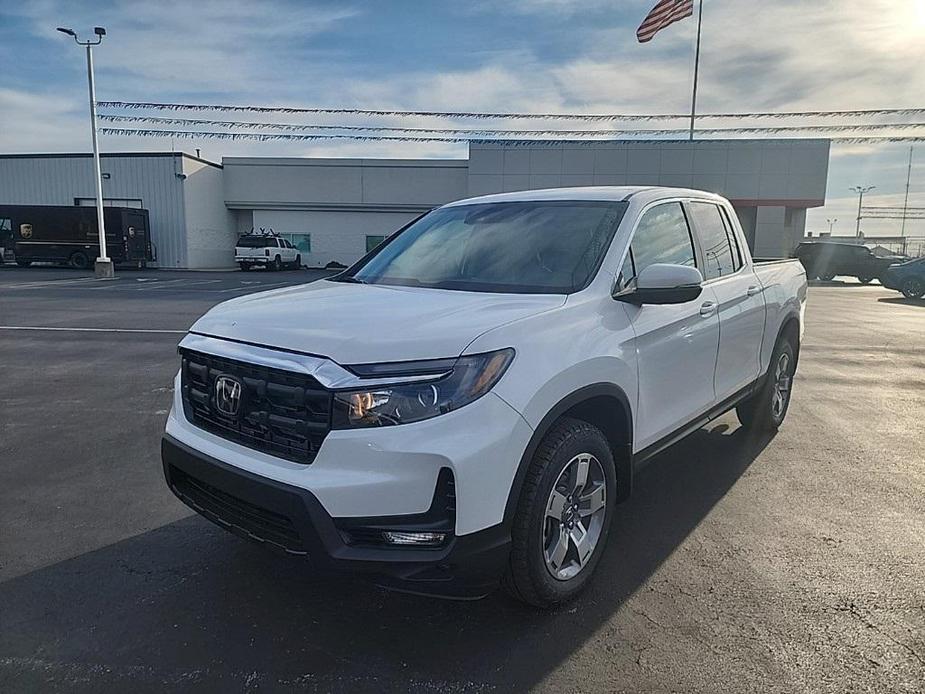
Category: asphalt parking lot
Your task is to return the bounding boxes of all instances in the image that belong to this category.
[1,267,923,693]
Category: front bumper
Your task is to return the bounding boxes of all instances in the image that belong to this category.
[162,435,511,597]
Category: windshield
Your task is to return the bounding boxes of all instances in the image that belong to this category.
[342,201,628,294]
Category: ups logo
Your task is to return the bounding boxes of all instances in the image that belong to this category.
[20,223,33,239]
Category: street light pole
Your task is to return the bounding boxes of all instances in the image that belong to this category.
[57,26,113,279]
[850,185,875,238]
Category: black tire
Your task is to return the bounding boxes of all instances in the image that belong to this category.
[16,260,31,268]
[272,255,282,272]
[293,254,301,269]
[857,275,874,285]
[819,271,836,282]
[503,417,616,608]
[737,338,796,432]
[239,262,251,271]
[69,251,90,270]
[901,277,925,299]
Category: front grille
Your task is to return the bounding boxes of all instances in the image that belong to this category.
[168,465,306,555]
[180,349,332,464]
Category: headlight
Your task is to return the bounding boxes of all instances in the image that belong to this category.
[332,349,514,429]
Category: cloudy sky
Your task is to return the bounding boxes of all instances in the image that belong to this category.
[2,0,924,237]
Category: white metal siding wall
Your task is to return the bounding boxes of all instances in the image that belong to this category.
[182,158,234,268]
[0,155,188,268]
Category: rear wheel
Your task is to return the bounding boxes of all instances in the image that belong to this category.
[901,277,925,299]
[16,260,31,268]
[819,271,836,282]
[857,275,874,284]
[503,418,615,608]
[737,338,796,432]
[239,262,251,271]
[69,251,90,270]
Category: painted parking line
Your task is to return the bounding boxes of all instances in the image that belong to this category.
[0,276,99,290]
[0,326,186,334]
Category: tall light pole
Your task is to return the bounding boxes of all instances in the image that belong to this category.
[57,26,113,279]
[850,185,875,238]
[901,146,914,238]
[826,218,837,234]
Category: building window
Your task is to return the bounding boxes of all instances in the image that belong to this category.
[74,197,143,209]
[283,233,311,253]
[366,235,386,253]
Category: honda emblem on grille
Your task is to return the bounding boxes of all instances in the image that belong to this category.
[214,375,243,416]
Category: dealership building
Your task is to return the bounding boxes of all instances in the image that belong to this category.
[0,139,830,268]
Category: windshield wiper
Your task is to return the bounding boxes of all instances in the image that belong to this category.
[332,275,367,284]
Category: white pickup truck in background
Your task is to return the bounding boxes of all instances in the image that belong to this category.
[234,232,301,271]
[164,187,807,607]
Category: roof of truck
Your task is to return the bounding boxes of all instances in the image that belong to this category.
[443,186,726,207]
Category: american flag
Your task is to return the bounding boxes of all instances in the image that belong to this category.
[636,0,694,43]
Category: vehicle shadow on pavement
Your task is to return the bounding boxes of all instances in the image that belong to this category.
[878,296,925,308]
[0,422,773,693]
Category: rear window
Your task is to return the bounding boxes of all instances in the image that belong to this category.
[236,236,273,248]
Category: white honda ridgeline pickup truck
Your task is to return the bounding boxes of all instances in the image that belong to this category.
[163,187,807,607]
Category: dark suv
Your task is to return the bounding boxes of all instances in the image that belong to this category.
[792,241,902,283]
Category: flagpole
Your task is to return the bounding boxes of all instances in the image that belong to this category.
[689,0,704,141]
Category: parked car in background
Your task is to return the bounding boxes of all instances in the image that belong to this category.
[163,187,807,607]
[881,257,925,299]
[0,204,154,269]
[235,231,301,271]
[791,241,902,283]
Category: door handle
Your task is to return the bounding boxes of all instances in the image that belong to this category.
[699,301,717,317]
[746,285,762,296]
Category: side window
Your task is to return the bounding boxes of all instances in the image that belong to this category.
[626,202,696,282]
[689,202,736,280]
[719,207,743,271]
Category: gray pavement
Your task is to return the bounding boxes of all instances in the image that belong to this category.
[0,268,923,693]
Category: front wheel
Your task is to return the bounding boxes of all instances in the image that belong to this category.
[293,254,301,269]
[857,275,874,285]
[819,271,837,282]
[901,277,925,299]
[16,260,31,268]
[737,339,796,432]
[503,418,615,608]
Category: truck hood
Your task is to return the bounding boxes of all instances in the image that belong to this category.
[190,279,566,365]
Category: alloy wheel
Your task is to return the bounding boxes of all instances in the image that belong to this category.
[771,352,792,420]
[543,453,607,581]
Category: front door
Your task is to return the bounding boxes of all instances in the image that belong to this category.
[621,201,720,451]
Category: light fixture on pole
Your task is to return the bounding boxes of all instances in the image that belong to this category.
[849,185,875,238]
[826,218,837,234]
[57,25,113,279]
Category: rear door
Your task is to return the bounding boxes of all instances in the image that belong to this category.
[687,201,765,400]
[621,201,721,451]
[123,210,149,262]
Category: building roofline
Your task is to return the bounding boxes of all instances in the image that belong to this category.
[0,151,222,169]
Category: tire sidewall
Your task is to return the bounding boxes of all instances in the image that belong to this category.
[902,278,924,299]
[767,340,795,427]
[522,423,616,604]
[70,252,89,270]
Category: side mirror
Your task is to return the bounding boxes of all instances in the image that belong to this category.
[614,263,704,305]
